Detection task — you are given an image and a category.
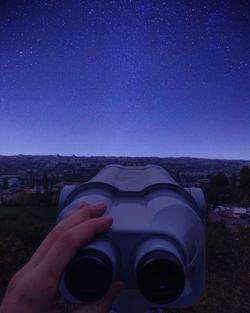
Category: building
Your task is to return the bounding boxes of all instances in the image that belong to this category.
[0,175,21,188]
[0,188,24,205]
[80,161,91,168]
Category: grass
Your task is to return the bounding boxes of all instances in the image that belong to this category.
[0,205,58,218]
[0,205,58,232]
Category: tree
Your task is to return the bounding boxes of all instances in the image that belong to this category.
[49,176,60,191]
[240,166,250,191]
[208,172,230,205]
[42,172,49,190]
[18,191,34,206]
[231,172,237,190]
[28,177,35,189]
[3,177,8,190]
[239,166,250,203]
[229,172,240,204]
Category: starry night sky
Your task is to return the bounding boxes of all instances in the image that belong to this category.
[1,0,250,159]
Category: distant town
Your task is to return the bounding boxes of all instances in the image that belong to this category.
[0,154,250,231]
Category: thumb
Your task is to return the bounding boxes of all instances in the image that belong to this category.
[73,280,124,313]
[101,280,125,312]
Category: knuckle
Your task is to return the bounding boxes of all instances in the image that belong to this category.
[53,223,66,238]
[80,206,92,218]
[76,201,89,210]
[75,204,96,221]
[86,219,98,235]
[45,269,59,283]
[8,270,23,289]
[57,219,99,250]
[8,274,31,296]
[59,230,75,248]
[8,276,19,290]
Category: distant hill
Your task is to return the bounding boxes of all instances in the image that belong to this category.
[0,154,249,177]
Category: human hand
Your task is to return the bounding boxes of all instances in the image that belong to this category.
[0,201,124,313]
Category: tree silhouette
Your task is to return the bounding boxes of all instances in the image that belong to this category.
[42,172,49,190]
[239,166,250,203]
[208,172,230,205]
[3,177,8,190]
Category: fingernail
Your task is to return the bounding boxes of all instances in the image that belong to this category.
[81,201,89,205]
[99,202,107,207]
[101,215,112,222]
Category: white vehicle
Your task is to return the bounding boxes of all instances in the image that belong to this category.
[233,207,247,219]
[233,212,241,219]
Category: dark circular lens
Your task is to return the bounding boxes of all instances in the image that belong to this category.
[136,250,185,304]
[64,249,113,302]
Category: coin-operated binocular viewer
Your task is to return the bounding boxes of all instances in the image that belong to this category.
[56,164,206,313]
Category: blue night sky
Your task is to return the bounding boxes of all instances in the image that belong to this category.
[0,0,250,159]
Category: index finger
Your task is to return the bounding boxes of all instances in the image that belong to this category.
[38,215,113,284]
[27,202,107,268]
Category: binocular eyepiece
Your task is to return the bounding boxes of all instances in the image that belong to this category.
[57,164,206,310]
[63,248,185,304]
[136,250,185,304]
[64,249,114,302]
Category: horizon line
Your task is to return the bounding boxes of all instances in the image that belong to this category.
[0,154,249,162]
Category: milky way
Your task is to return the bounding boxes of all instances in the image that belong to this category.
[0,1,250,159]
